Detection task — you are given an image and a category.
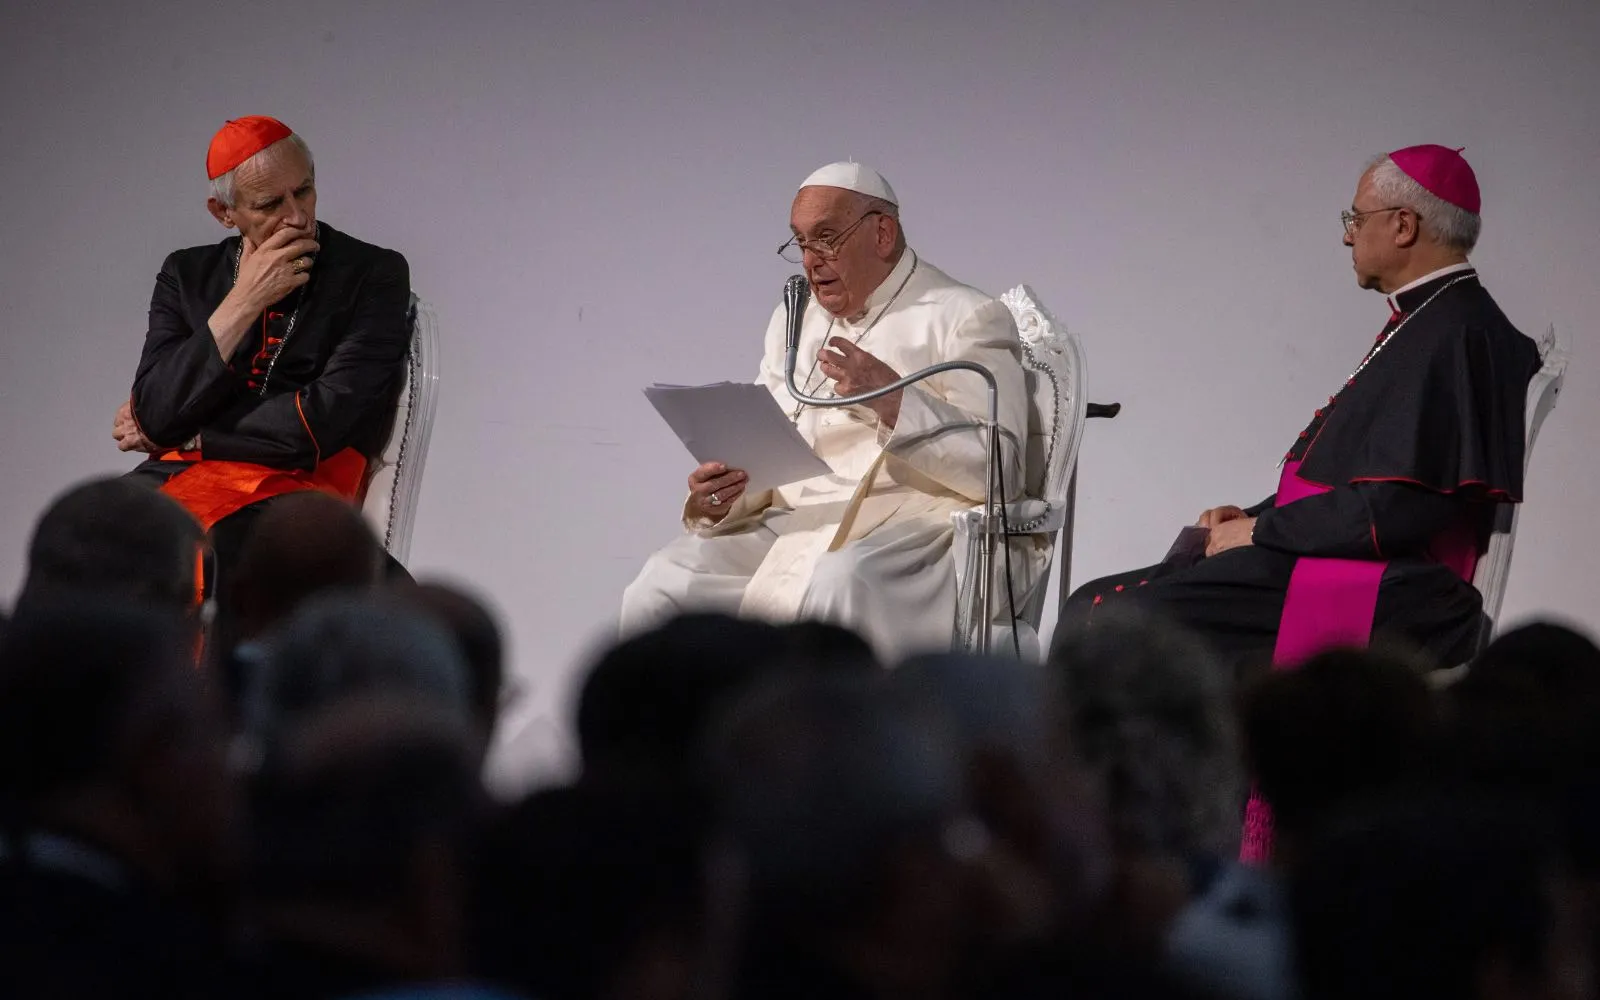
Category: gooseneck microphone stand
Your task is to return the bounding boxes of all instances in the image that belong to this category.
[780,274,1003,654]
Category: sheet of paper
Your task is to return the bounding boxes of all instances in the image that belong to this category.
[643,381,834,493]
[1162,524,1210,568]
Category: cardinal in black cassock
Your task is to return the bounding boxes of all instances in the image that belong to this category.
[1061,145,1541,680]
[117,116,411,592]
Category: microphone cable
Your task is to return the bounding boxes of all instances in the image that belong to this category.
[989,433,1022,658]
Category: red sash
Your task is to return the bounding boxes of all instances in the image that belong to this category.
[157,448,368,532]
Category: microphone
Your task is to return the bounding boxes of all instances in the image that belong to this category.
[775,272,1006,655]
[782,274,810,385]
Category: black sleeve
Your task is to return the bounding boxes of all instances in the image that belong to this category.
[1251,482,1468,559]
[129,254,246,447]
[1243,494,1276,517]
[199,251,411,470]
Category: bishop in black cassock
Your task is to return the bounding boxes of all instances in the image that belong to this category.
[1061,145,1540,675]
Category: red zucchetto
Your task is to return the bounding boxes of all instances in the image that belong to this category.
[206,115,293,179]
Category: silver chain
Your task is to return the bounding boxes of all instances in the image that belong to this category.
[790,251,921,421]
[231,222,318,397]
[1340,274,1474,387]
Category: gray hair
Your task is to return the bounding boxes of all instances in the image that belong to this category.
[1366,152,1480,254]
[1049,610,1243,859]
[209,132,315,208]
[857,193,907,253]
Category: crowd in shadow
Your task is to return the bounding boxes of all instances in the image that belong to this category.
[1,476,1597,1000]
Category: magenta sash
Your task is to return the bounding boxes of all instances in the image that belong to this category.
[1240,462,1478,863]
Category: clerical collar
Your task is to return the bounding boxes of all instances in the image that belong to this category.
[1387,261,1477,315]
[843,248,918,327]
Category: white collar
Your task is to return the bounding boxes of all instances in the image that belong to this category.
[1386,261,1476,313]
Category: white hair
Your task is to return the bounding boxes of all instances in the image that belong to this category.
[209,132,315,208]
[1365,152,1480,254]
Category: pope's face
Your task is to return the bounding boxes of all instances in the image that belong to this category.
[790,186,897,320]
[210,140,317,248]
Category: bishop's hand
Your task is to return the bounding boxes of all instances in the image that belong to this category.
[1205,517,1256,557]
[818,337,903,428]
[1196,505,1248,529]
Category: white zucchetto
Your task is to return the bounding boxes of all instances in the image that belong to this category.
[797,161,898,206]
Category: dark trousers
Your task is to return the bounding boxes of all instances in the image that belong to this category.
[1059,546,1485,675]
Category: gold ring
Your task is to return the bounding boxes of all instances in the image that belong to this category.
[293,257,307,273]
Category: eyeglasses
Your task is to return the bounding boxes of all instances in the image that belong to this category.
[1340,206,1406,236]
[777,210,884,263]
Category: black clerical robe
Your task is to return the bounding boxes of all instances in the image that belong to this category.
[1062,267,1540,672]
[126,221,411,578]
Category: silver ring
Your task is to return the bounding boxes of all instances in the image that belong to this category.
[709,492,722,506]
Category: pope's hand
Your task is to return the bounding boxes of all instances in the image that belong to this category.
[689,462,747,523]
[1196,505,1248,529]
[232,225,318,312]
[112,401,157,453]
[1205,517,1256,557]
[818,337,903,427]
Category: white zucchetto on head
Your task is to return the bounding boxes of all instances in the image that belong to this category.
[798,161,898,206]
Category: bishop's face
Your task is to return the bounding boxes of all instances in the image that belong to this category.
[210,140,318,248]
[790,186,898,320]
[1345,169,1408,293]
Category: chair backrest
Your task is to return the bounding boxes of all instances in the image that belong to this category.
[997,285,1088,631]
[1000,284,1087,520]
[360,295,441,563]
[1469,323,1567,644]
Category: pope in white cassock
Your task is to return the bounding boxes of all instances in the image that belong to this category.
[621,163,1040,657]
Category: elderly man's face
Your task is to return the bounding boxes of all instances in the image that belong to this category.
[790,186,898,320]
[1345,168,1410,293]
[214,140,317,247]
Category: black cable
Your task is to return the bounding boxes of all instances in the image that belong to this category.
[990,428,1022,658]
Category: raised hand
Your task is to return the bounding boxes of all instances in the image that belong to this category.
[818,337,903,426]
[208,225,319,358]
[233,225,319,313]
[689,461,748,522]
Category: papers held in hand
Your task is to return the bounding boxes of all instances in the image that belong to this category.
[1163,525,1210,569]
[643,381,833,493]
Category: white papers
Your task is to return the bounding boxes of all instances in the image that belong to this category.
[643,381,834,493]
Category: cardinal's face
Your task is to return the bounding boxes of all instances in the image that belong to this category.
[211,139,318,248]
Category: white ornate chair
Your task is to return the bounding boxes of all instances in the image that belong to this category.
[360,294,441,564]
[1468,323,1568,648]
[951,285,1089,658]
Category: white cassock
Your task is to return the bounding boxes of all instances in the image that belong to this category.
[621,248,1047,658]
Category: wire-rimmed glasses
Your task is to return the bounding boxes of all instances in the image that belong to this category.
[777,210,883,263]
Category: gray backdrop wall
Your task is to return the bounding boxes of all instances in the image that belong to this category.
[4,0,1596,789]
